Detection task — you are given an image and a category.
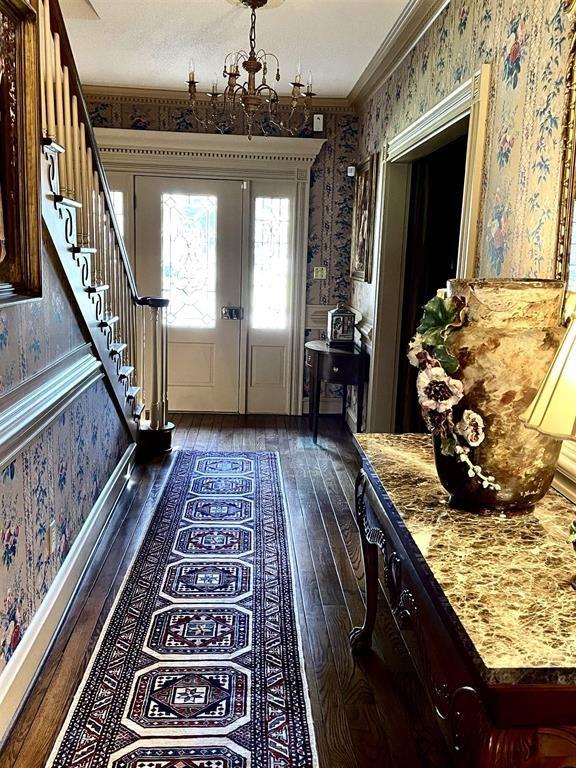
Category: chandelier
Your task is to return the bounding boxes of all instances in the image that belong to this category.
[186,0,316,140]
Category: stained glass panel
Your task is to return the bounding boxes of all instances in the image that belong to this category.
[161,193,217,328]
[252,197,290,330]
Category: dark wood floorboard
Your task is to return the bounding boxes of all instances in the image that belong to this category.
[0,415,450,768]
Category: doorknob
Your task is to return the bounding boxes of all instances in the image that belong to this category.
[221,306,244,320]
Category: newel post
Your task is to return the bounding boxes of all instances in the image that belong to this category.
[137,296,174,456]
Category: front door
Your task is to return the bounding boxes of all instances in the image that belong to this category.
[136,176,244,412]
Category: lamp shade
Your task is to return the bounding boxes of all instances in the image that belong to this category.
[521,314,576,440]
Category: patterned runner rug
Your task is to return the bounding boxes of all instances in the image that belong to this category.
[46,451,317,768]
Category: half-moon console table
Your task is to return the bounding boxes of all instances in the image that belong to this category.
[351,433,576,768]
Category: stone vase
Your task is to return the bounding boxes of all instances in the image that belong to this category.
[434,279,565,512]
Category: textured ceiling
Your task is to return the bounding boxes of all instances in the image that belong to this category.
[61,0,409,98]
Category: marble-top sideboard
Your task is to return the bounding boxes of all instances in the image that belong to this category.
[352,433,576,767]
[355,433,576,685]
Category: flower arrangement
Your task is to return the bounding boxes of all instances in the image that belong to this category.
[407,294,501,492]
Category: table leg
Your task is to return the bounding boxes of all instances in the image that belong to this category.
[308,356,315,431]
[350,472,378,653]
[357,364,365,433]
[312,370,322,444]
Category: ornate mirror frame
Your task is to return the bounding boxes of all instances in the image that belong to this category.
[554,0,576,501]
[0,0,41,303]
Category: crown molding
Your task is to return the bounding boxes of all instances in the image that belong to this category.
[83,84,354,114]
[95,128,325,171]
[348,0,450,107]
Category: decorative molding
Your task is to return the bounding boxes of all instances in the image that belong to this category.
[95,129,326,178]
[349,0,450,107]
[555,442,576,503]
[356,317,374,344]
[84,83,353,113]
[0,444,136,745]
[0,344,103,472]
[387,73,474,162]
[305,304,329,330]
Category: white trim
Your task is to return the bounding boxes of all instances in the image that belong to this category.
[95,129,325,178]
[367,70,490,431]
[387,75,473,162]
[0,345,103,471]
[349,0,450,106]
[0,444,136,745]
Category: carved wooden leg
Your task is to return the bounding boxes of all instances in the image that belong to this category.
[350,535,379,654]
[351,470,379,654]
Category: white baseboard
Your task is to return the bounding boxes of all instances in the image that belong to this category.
[302,396,345,415]
[0,444,136,745]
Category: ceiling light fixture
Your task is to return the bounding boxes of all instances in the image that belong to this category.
[187,0,316,140]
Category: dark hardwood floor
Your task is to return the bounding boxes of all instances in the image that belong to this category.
[0,414,450,768]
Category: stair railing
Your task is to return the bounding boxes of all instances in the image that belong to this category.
[38,0,172,451]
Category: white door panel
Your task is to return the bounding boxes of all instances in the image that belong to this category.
[136,176,243,412]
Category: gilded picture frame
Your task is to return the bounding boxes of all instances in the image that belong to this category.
[0,0,41,301]
[350,153,378,283]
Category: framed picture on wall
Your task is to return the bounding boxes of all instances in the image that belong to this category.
[350,153,378,283]
[0,0,41,301]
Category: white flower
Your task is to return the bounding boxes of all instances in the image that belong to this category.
[455,409,485,447]
[416,367,463,413]
[407,334,424,367]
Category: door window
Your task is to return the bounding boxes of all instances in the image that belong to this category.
[161,193,218,328]
[252,197,290,330]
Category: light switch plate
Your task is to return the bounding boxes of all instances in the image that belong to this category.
[314,266,327,280]
[313,114,324,132]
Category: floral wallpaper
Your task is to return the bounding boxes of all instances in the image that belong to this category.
[0,244,86,397]
[0,378,130,673]
[354,0,570,323]
[0,243,132,675]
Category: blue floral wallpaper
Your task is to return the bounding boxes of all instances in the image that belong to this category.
[0,246,86,397]
[0,244,132,675]
[353,0,570,322]
[0,379,130,673]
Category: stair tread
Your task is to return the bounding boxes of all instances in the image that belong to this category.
[119,365,135,378]
[85,284,109,294]
[126,386,141,400]
[110,342,127,355]
[52,193,82,209]
[99,315,119,327]
[73,246,97,255]
[133,403,145,419]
